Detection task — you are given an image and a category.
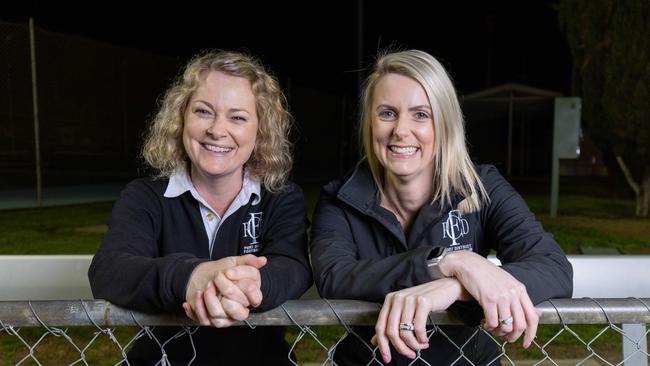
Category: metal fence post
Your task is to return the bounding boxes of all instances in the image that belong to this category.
[623,323,648,366]
[29,17,42,207]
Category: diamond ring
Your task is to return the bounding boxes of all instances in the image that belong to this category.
[500,316,513,326]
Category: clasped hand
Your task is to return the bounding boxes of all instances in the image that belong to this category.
[183,254,267,328]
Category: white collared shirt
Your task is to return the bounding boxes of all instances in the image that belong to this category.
[164,168,261,257]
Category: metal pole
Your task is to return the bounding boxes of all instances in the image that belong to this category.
[352,0,364,164]
[550,150,559,218]
[623,323,648,366]
[121,59,128,155]
[29,18,42,207]
[357,0,363,91]
[550,98,560,218]
[1,298,650,327]
[520,117,525,175]
[507,92,513,177]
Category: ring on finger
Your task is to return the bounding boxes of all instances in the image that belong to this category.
[399,322,414,331]
[499,316,513,326]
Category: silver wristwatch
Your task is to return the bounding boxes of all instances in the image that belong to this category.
[426,246,448,280]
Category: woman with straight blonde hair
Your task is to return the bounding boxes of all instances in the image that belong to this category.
[89,50,311,365]
[311,49,572,365]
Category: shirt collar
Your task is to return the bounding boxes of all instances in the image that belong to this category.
[336,160,465,212]
[164,167,261,206]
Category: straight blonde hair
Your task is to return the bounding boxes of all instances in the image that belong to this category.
[360,49,488,213]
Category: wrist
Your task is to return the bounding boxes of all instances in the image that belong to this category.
[439,250,462,277]
[185,262,209,301]
[436,277,470,302]
[426,246,448,280]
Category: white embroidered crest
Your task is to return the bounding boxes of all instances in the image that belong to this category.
[442,210,469,246]
[242,212,262,245]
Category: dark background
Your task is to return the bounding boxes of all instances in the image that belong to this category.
[5,1,570,93]
[1,0,572,189]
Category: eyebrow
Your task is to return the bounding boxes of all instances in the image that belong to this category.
[228,108,251,115]
[375,104,432,112]
[408,105,432,112]
[193,100,251,114]
[193,99,215,110]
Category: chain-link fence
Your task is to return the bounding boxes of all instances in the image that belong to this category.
[1,298,648,365]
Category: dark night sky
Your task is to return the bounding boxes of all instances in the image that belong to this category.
[3,0,572,96]
[2,0,574,185]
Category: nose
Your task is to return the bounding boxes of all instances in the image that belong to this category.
[392,115,409,139]
[206,116,227,138]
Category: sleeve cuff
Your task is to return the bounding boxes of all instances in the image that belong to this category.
[173,256,211,304]
[256,266,272,311]
[413,246,439,283]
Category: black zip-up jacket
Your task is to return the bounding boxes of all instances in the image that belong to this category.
[311,162,573,366]
[89,178,312,365]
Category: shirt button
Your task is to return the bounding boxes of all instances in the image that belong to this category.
[206,212,214,221]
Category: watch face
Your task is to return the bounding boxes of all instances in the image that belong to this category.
[428,246,446,260]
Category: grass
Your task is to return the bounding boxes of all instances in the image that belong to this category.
[286,325,347,364]
[0,202,113,255]
[0,324,637,365]
[525,195,650,254]
[0,327,139,366]
[0,189,648,363]
[0,192,647,256]
[505,323,629,361]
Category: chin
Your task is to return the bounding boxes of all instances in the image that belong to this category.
[196,165,229,176]
[386,163,416,175]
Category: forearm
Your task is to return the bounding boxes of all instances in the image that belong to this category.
[429,277,472,303]
[314,245,435,302]
[438,250,471,278]
[257,256,312,311]
[480,165,574,303]
[89,249,206,312]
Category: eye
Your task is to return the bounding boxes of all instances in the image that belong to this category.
[193,108,212,117]
[378,109,397,120]
[414,111,430,121]
[231,115,248,123]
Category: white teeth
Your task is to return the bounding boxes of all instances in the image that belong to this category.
[203,144,232,153]
[390,146,418,154]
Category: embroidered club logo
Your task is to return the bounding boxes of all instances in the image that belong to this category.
[442,210,469,246]
[242,212,262,244]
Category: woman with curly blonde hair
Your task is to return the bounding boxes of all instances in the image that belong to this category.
[142,50,293,192]
[89,50,312,365]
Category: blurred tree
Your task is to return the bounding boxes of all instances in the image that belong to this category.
[559,0,650,216]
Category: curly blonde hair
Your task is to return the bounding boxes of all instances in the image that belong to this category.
[360,49,488,213]
[142,50,293,192]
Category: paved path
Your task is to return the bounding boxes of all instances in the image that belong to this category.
[0,184,123,210]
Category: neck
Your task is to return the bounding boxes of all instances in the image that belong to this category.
[381,172,434,233]
[190,167,244,217]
